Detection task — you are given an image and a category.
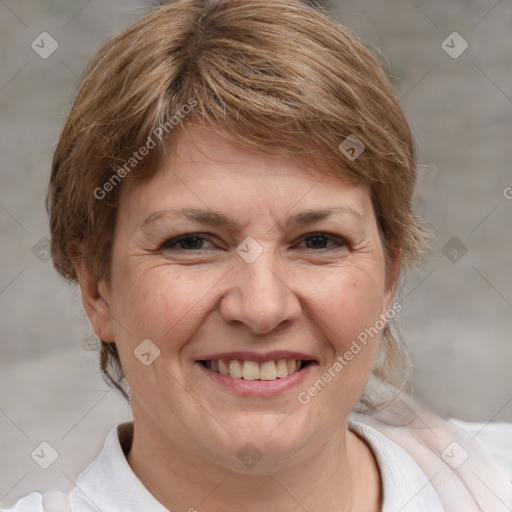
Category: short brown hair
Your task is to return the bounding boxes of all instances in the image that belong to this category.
[48,0,426,405]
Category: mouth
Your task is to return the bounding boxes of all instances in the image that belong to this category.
[198,358,315,381]
[194,351,317,396]
[195,351,317,396]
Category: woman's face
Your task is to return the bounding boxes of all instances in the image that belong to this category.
[86,125,398,472]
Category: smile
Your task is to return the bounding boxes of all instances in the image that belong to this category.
[199,359,313,381]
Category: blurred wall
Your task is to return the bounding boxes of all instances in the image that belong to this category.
[1,0,511,505]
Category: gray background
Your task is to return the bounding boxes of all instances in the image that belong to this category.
[1,0,511,505]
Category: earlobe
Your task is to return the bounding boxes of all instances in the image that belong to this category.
[72,258,116,343]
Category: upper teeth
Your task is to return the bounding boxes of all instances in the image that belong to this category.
[206,359,302,380]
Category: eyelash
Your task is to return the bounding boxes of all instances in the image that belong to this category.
[159,232,347,252]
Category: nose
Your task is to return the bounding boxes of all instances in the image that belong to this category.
[219,255,302,334]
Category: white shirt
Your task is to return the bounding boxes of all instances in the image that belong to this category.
[3,419,512,511]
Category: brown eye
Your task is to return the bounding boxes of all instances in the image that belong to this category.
[161,234,213,251]
[299,233,346,250]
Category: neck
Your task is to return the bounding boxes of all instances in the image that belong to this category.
[126,405,381,512]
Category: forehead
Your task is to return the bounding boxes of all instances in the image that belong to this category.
[166,124,326,179]
[120,124,375,227]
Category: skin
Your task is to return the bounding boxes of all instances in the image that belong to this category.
[74,124,399,512]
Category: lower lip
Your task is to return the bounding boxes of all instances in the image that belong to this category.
[196,362,314,397]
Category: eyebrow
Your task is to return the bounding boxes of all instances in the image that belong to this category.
[141,206,365,231]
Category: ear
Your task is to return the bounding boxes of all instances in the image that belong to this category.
[72,258,115,343]
[382,248,401,313]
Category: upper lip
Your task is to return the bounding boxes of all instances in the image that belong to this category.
[196,350,317,364]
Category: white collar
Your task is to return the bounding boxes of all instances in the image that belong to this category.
[69,422,168,512]
[348,419,444,511]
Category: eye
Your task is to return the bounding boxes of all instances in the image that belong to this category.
[158,232,346,253]
[160,234,214,251]
[297,232,347,250]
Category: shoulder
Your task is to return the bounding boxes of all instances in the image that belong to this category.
[0,488,73,512]
[350,406,512,510]
[0,490,72,512]
[1,423,137,512]
[0,423,134,512]
[448,418,512,479]
[0,492,44,512]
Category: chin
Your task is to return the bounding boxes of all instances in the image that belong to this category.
[202,413,321,474]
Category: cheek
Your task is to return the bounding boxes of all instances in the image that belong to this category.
[294,268,387,419]
[305,268,386,356]
[108,263,224,351]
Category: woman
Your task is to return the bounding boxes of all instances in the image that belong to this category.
[4,1,511,510]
